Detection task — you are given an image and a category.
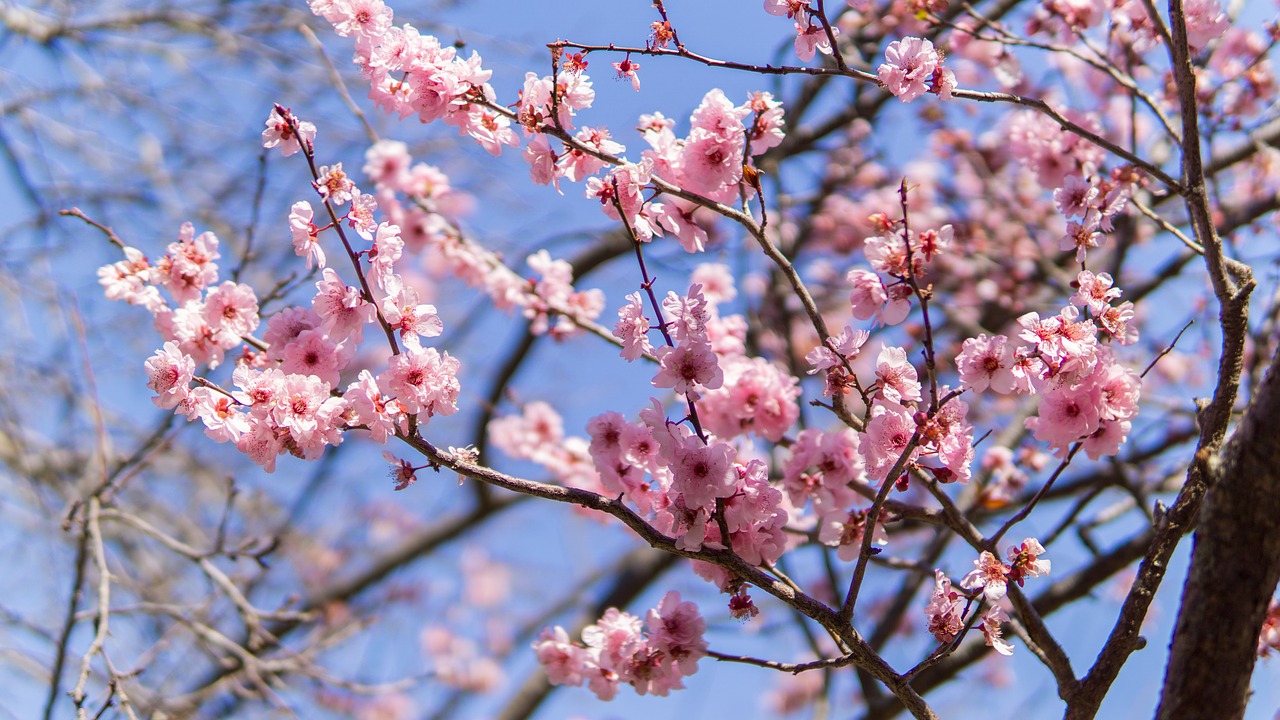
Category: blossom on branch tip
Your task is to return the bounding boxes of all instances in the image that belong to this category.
[613,57,641,91]
[262,106,315,157]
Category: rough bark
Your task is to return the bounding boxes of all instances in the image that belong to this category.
[1156,345,1280,719]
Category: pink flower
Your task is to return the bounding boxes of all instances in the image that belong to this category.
[690,263,737,305]
[612,56,641,91]
[956,333,1017,394]
[783,428,865,513]
[333,0,393,39]
[343,369,401,443]
[961,550,1011,601]
[614,292,653,362]
[879,37,941,103]
[144,342,195,409]
[289,201,325,269]
[652,341,723,395]
[557,127,622,182]
[1070,270,1121,314]
[280,328,353,387]
[1061,208,1104,262]
[263,306,323,361]
[646,591,708,677]
[346,188,379,239]
[156,223,220,304]
[671,440,736,509]
[98,246,163,312]
[848,269,908,325]
[662,285,713,345]
[262,106,315,157]
[689,89,751,141]
[202,281,260,343]
[678,130,743,196]
[189,387,249,443]
[533,626,589,687]
[1006,537,1050,587]
[794,21,838,62]
[1025,382,1102,453]
[236,414,286,472]
[523,135,560,190]
[363,138,411,187]
[275,372,346,458]
[862,399,919,483]
[1054,175,1099,219]
[764,0,808,19]
[698,356,801,441]
[232,365,286,414]
[980,605,1014,655]
[368,222,404,288]
[925,570,965,643]
[1183,0,1228,50]
[378,280,443,347]
[745,91,786,154]
[875,345,922,403]
[315,163,356,205]
[379,346,461,418]
[1099,301,1139,345]
[313,268,375,343]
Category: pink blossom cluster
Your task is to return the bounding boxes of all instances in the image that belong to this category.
[1005,108,1107,189]
[1204,28,1278,119]
[1052,170,1137,262]
[960,537,1051,602]
[954,270,1142,459]
[846,222,954,327]
[100,108,471,474]
[584,402,788,571]
[805,325,870,397]
[762,0,854,62]
[878,37,957,103]
[420,625,505,693]
[947,19,1023,89]
[1027,0,1225,49]
[578,89,784,252]
[925,538,1050,655]
[488,401,598,493]
[310,0,518,155]
[318,1,787,258]
[533,590,707,700]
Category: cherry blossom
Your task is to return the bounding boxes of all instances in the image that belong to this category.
[289,201,325,269]
[980,605,1014,655]
[961,550,1011,601]
[262,106,315,157]
[879,37,948,103]
[614,292,653,361]
[956,333,1017,394]
[144,342,195,409]
[925,570,965,643]
[378,346,461,418]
